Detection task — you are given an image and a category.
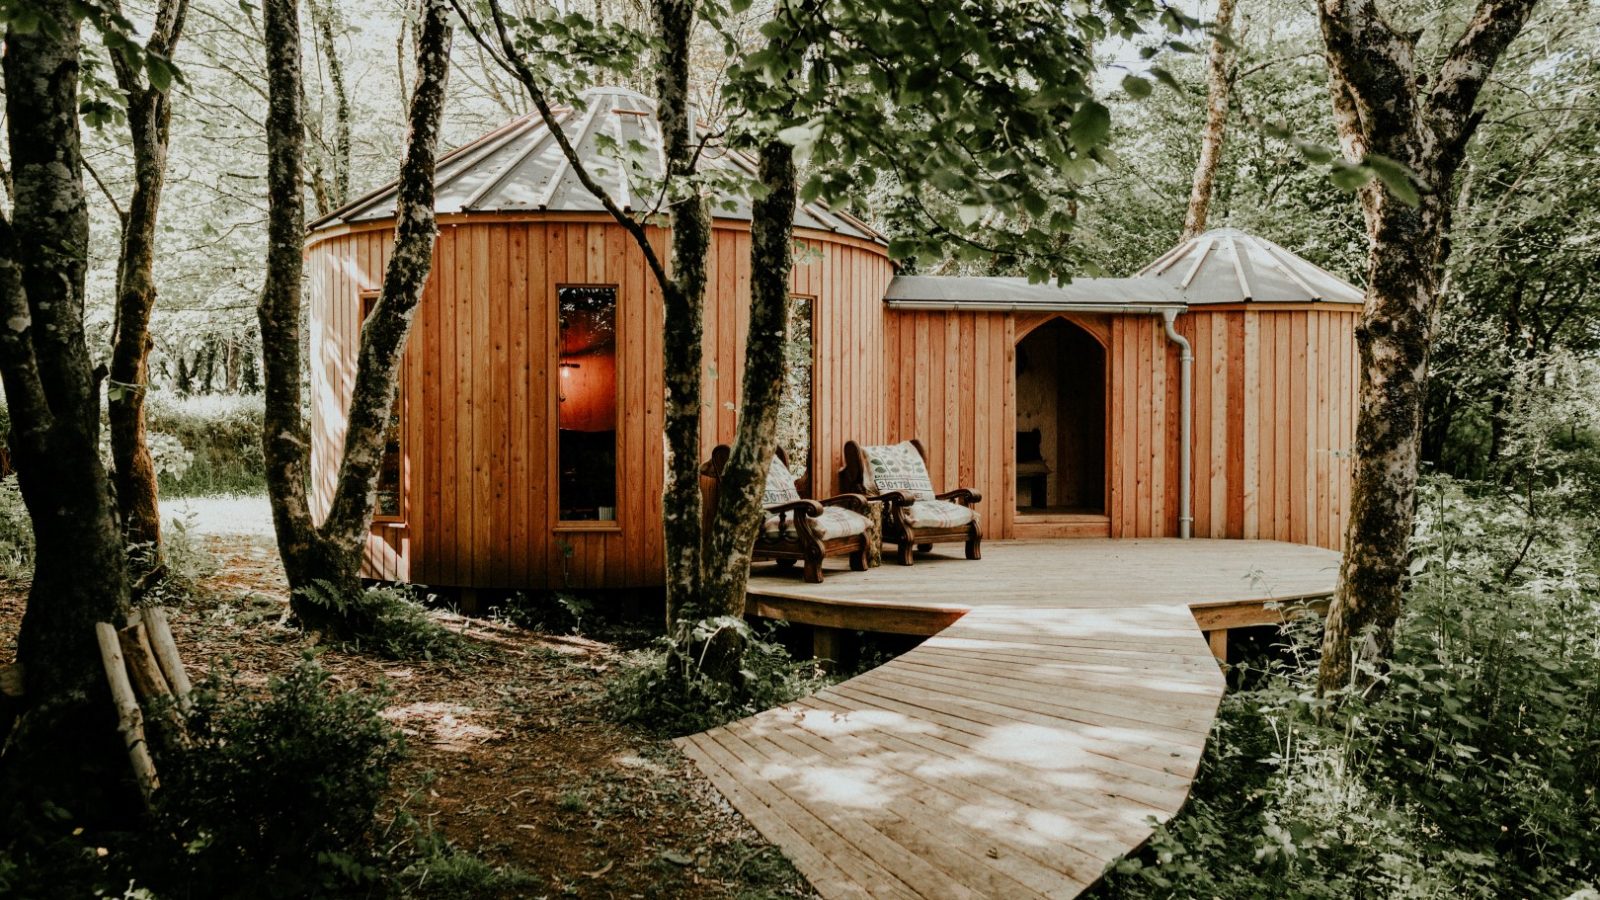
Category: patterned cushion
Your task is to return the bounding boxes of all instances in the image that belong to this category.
[762,456,801,506]
[759,506,868,543]
[903,498,976,529]
[811,506,869,541]
[861,442,935,500]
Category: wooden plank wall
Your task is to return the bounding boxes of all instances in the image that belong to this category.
[308,215,893,590]
[882,307,1356,549]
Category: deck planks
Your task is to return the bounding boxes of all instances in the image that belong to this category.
[677,539,1338,899]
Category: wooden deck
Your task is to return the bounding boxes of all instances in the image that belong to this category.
[676,539,1339,899]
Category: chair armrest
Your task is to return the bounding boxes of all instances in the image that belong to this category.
[820,493,870,515]
[766,499,824,518]
[866,490,914,507]
[936,488,982,507]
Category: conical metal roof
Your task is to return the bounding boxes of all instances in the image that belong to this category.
[309,86,881,242]
[1137,227,1363,304]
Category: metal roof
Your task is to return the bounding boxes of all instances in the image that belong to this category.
[885,275,1187,312]
[1137,227,1364,304]
[308,86,881,242]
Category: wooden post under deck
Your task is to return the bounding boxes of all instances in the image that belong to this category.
[1206,628,1228,662]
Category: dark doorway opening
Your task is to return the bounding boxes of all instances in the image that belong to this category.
[1015,318,1106,514]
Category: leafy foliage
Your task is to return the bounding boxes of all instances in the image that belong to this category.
[0,474,33,581]
[1094,476,1600,899]
[155,657,407,898]
[144,393,266,497]
[606,617,826,736]
[297,581,472,662]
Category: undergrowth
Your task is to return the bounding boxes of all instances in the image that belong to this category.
[1093,476,1600,899]
[298,582,474,663]
[606,616,827,736]
[145,393,266,497]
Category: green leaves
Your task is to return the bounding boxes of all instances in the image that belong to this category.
[1122,74,1153,99]
[1364,154,1421,206]
[1068,101,1112,152]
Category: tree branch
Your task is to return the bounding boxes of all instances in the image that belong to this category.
[449,0,670,290]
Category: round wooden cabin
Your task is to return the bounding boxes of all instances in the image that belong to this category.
[305,87,894,591]
[879,228,1363,550]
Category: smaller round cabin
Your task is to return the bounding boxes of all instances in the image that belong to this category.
[306,88,1365,593]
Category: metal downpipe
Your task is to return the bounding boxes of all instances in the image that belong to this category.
[1161,309,1193,539]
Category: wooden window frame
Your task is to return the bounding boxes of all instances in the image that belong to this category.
[554,282,623,530]
[361,290,407,525]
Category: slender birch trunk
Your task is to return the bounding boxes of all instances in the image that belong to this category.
[1181,0,1238,240]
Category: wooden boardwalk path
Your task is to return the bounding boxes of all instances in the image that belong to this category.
[676,540,1339,899]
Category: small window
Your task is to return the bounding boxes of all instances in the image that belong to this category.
[557,285,618,521]
[777,294,814,479]
[362,292,404,522]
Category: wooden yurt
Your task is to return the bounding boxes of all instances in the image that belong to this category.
[879,228,1363,549]
[308,84,1362,592]
[305,87,893,591]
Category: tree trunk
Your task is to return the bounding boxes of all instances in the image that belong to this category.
[107,0,188,559]
[1316,0,1539,695]
[309,0,352,209]
[702,140,798,617]
[258,0,453,632]
[1181,0,1239,240]
[652,0,711,629]
[0,0,138,824]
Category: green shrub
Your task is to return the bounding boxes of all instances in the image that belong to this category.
[606,617,825,736]
[156,656,406,898]
[0,474,33,580]
[145,393,265,497]
[1095,476,1600,899]
[299,581,472,662]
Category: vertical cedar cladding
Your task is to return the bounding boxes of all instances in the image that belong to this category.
[307,216,893,589]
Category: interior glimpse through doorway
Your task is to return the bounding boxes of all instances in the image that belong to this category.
[1014,318,1106,515]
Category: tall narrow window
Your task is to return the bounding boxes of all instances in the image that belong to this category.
[776,294,815,479]
[557,285,618,521]
[361,292,404,521]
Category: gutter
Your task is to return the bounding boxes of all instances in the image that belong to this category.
[885,300,1187,315]
[1160,309,1193,539]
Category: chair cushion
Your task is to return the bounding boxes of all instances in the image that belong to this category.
[1016,460,1051,477]
[903,498,977,530]
[860,442,936,500]
[762,455,800,506]
[759,506,868,543]
[812,506,870,541]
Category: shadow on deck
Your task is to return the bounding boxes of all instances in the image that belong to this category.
[675,539,1339,900]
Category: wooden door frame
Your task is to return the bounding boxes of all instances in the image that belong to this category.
[1007,313,1111,535]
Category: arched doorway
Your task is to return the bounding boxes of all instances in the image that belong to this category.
[1015,318,1106,515]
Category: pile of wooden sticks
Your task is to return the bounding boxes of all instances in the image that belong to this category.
[95,607,191,806]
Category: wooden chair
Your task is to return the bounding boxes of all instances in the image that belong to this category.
[840,439,982,565]
[701,445,872,584]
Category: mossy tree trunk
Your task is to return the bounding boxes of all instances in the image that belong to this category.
[0,0,139,824]
[1316,0,1540,695]
[258,0,453,633]
[106,0,189,572]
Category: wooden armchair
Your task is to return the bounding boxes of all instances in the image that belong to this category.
[701,445,872,584]
[841,439,982,565]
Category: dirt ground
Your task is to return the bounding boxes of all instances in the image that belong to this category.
[0,524,816,900]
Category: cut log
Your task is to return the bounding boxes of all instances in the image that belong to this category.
[119,619,173,703]
[141,607,192,707]
[96,621,159,805]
